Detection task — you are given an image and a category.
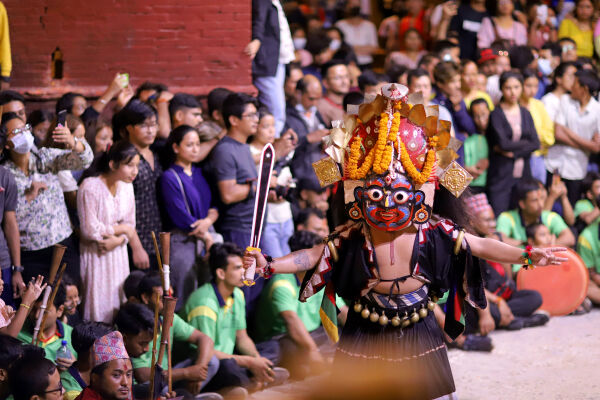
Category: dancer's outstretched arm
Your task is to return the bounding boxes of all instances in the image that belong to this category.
[465,233,568,266]
[243,243,325,275]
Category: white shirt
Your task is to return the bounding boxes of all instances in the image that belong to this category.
[272,0,294,64]
[335,19,378,65]
[540,92,563,122]
[545,95,600,180]
[486,75,502,105]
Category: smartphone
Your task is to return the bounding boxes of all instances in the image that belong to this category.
[120,73,129,88]
[57,109,67,127]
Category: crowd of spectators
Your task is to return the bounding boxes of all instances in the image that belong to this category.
[1,0,600,399]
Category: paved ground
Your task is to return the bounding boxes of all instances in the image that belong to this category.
[252,309,600,400]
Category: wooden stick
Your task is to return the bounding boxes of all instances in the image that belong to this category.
[32,245,66,344]
[48,245,66,283]
[148,291,160,400]
[167,327,173,394]
[151,231,165,290]
[36,263,66,344]
[159,232,171,295]
[157,296,176,367]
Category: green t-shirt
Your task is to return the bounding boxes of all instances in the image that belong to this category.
[183,283,246,355]
[497,209,569,271]
[60,368,85,400]
[497,209,568,243]
[463,134,488,187]
[253,274,323,342]
[574,199,596,219]
[131,314,194,370]
[577,222,600,273]
[17,321,77,362]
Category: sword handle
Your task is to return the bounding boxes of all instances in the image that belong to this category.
[243,246,260,286]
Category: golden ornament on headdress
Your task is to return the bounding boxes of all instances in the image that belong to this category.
[312,157,342,188]
[439,160,473,197]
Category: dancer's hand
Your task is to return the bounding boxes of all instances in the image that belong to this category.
[529,247,568,266]
[243,249,267,273]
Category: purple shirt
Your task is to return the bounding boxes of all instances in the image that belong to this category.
[160,164,212,232]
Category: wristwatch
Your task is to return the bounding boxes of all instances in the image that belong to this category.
[11,265,24,273]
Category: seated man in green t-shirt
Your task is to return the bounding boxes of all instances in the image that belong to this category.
[121,274,218,397]
[253,230,346,378]
[17,282,78,368]
[61,322,113,400]
[183,243,289,394]
[574,172,600,231]
[496,179,575,270]
[576,222,600,306]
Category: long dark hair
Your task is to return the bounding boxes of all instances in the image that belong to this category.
[433,186,474,232]
[164,125,200,166]
[79,140,138,183]
[112,99,156,140]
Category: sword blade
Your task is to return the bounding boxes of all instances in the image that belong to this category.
[244,144,275,286]
[249,143,275,248]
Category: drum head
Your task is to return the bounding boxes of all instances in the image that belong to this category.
[516,249,589,316]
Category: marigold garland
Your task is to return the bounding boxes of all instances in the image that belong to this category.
[346,109,436,183]
[399,140,436,185]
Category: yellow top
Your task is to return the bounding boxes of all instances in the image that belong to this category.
[527,97,554,156]
[558,18,593,58]
[0,2,11,79]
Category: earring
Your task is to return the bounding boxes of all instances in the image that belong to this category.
[348,202,363,220]
[412,204,430,224]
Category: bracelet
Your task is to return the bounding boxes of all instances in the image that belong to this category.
[156,98,168,104]
[493,297,504,305]
[521,245,535,270]
[20,303,30,310]
[98,98,108,105]
[262,254,274,279]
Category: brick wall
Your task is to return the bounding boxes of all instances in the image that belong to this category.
[4,0,253,99]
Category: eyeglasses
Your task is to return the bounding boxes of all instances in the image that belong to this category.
[497,51,509,57]
[137,121,158,129]
[10,124,32,136]
[44,381,63,394]
[562,45,575,52]
[241,112,259,120]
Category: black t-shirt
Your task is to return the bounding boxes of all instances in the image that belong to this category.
[449,4,489,61]
[204,136,257,232]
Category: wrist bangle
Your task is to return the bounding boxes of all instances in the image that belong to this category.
[521,245,535,270]
[262,254,274,279]
[157,98,168,104]
[20,303,30,310]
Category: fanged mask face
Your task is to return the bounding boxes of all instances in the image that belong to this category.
[356,175,416,231]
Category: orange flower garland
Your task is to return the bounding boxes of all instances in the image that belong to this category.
[399,140,436,185]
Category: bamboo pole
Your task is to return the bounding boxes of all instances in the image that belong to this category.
[159,232,171,296]
[148,291,160,400]
[36,263,66,344]
[151,231,165,290]
[32,245,66,344]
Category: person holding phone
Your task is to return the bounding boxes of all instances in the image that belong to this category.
[0,111,93,284]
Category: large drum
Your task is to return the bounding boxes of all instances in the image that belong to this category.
[516,248,589,316]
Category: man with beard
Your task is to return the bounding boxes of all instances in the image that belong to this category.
[316,61,350,127]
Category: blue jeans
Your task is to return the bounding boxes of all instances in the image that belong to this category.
[254,63,286,136]
[260,219,294,258]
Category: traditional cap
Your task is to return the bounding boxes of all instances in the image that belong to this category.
[92,331,129,368]
[466,193,493,216]
[478,48,497,64]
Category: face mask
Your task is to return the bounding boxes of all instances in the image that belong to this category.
[538,58,553,76]
[10,126,35,154]
[293,37,307,50]
[329,39,342,51]
[548,16,557,28]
